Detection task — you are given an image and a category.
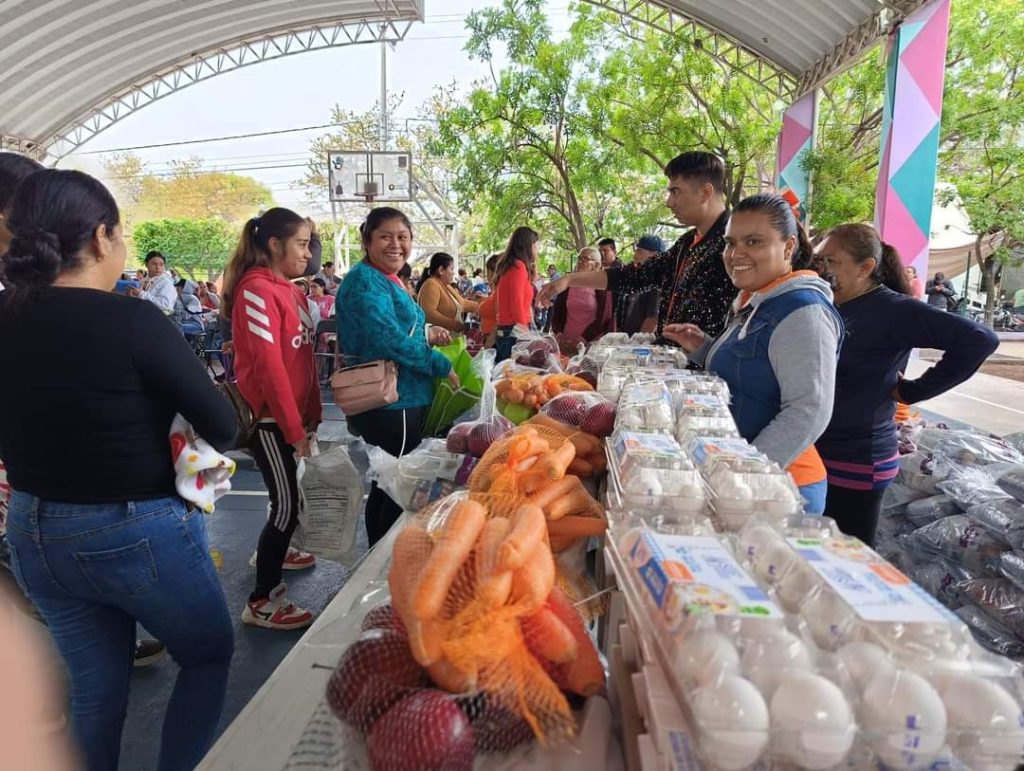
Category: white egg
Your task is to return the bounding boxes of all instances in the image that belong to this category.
[940,675,1024,769]
[717,476,754,500]
[624,467,663,496]
[741,629,813,700]
[672,628,740,687]
[738,522,784,560]
[751,541,797,585]
[802,591,856,651]
[837,641,894,693]
[691,675,770,770]
[861,669,947,769]
[776,564,822,613]
[770,672,855,769]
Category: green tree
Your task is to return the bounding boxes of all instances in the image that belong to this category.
[132,218,237,281]
[103,154,274,226]
[432,0,653,254]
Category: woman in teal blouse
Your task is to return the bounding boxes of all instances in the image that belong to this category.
[337,207,459,545]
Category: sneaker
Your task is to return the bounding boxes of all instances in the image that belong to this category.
[248,547,317,571]
[134,638,166,667]
[241,583,315,630]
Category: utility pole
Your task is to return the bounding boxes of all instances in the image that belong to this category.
[380,37,389,151]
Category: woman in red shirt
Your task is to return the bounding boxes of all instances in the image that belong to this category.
[494,226,538,361]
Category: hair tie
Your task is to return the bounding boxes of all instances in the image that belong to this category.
[252,216,262,233]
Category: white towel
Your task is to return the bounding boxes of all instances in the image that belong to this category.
[170,415,236,513]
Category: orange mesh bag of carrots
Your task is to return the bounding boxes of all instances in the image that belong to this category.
[361,491,606,765]
[529,392,615,478]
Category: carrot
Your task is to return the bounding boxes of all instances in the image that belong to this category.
[520,606,578,663]
[545,379,563,397]
[389,525,432,620]
[588,453,607,472]
[568,457,594,477]
[526,474,582,511]
[547,487,602,521]
[427,656,477,693]
[407,617,445,666]
[510,540,556,610]
[412,500,487,621]
[516,455,540,473]
[476,518,513,607]
[529,413,574,436]
[547,514,607,539]
[506,386,525,403]
[498,505,547,572]
[572,431,602,456]
[545,586,605,696]
[534,439,576,480]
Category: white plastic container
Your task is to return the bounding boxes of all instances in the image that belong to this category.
[607,430,706,516]
[615,382,676,435]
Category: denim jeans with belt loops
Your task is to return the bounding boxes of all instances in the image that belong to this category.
[5,492,234,771]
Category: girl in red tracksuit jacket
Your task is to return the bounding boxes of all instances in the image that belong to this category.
[223,207,321,631]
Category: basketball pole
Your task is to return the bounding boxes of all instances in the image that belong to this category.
[379,37,389,151]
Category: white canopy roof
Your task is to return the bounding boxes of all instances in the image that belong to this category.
[0,0,424,155]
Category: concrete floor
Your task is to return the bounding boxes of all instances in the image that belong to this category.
[119,400,369,770]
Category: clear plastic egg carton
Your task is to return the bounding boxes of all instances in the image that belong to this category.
[603,345,689,371]
[675,373,732,401]
[674,394,738,444]
[606,430,706,515]
[686,437,803,530]
[731,515,1024,771]
[595,363,631,401]
[614,381,675,434]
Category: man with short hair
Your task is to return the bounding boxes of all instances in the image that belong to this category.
[618,235,665,335]
[598,238,620,269]
[925,272,955,311]
[539,151,736,340]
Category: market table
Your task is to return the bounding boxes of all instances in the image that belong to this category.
[196,523,400,771]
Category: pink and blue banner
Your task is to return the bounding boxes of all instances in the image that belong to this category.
[874,0,952,276]
[776,90,818,224]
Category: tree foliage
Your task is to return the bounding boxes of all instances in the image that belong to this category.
[103,154,273,226]
[131,218,237,280]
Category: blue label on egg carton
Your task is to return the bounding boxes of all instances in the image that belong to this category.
[629,532,782,619]
[787,537,957,624]
[687,437,762,466]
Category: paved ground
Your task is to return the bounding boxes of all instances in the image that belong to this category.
[910,355,1024,436]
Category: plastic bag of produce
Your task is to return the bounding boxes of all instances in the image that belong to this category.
[998,551,1024,593]
[900,515,1008,576]
[997,468,1024,503]
[881,481,929,518]
[895,452,938,496]
[966,498,1024,549]
[907,557,975,609]
[905,494,961,528]
[954,605,1024,657]
[953,578,1024,638]
[539,391,616,438]
[932,431,1024,480]
[1005,432,1024,455]
[293,445,363,566]
[564,352,600,389]
[937,469,1012,511]
[444,415,514,458]
[510,331,564,372]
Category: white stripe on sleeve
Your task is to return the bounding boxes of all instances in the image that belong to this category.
[247,321,275,344]
[243,289,267,309]
[245,305,271,327]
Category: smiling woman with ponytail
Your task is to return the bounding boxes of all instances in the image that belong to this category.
[814,223,999,545]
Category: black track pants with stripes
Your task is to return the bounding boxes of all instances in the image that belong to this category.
[248,422,301,601]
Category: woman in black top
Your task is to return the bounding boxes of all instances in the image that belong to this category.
[0,169,237,771]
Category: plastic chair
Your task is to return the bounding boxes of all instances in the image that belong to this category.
[313,319,337,383]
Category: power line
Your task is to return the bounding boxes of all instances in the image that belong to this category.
[79,122,357,155]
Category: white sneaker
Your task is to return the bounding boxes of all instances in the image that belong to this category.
[249,546,317,570]
[241,583,315,630]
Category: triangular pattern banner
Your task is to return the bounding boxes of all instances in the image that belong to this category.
[874,0,952,280]
[775,90,818,224]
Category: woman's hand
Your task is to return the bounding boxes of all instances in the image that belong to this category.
[447,369,461,391]
[428,326,452,346]
[537,277,569,307]
[662,323,707,353]
[292,437,312,458]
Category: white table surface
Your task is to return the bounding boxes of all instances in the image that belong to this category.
[196,522,401,771]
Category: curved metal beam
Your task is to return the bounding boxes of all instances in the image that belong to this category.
[583,0,798,100]
[41,19,414,160]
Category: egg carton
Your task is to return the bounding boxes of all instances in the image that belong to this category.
[615,382,676,435]
[603,346,689,371]
[596,364,631,402]
[675,375,732,402]
[610,516,1024,771]
[607,431,706,516]
[686,438,803,529]
[731,514,1024,770]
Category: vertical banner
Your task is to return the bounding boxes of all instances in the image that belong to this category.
[874,0,952,277]
[775,89,818,225]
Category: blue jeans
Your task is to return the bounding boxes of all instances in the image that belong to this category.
[799,480,828,516]
[5,493,234,771]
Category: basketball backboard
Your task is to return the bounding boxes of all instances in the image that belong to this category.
[327,150,412,203]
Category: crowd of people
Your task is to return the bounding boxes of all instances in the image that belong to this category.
[0,144,1004,770]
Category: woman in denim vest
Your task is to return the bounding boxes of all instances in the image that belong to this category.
[664,193,844,514]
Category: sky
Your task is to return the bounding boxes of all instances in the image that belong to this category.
[61,1,574,218]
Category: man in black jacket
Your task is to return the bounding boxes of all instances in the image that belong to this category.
[538,151,736,341]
